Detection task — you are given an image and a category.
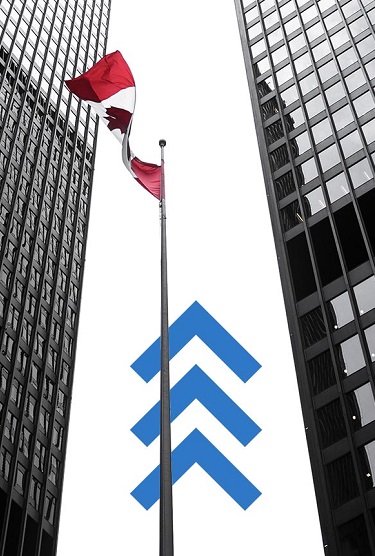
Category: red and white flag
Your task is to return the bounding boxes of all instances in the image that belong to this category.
[65,51,160,199]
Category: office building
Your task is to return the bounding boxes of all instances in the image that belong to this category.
[0,1,110,554]
[235,0,375,553]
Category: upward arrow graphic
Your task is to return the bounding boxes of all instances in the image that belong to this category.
[131,365,261,447]
[131,301,261,383]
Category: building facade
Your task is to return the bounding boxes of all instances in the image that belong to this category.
[0,1,110,554]
[235,0,375,553]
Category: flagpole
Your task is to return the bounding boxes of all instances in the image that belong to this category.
[159,139,174,556]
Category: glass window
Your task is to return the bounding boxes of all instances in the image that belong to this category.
[340,130,362,158]
[285,16,299,35]
[304,186,326,215]
[300,72,319,96]
[264,11,279,28]
[327,453,359,506]
[308,350,336,394]
[339,515,371,554]
[306,94,325,118]
[331,28,350,49]
[337,334,365,376]
[294,131,311,155]
[325,81,345,105]
[289,107,304,127]
[301,306,327,347]
[349,157,373,188]
[319,143,341,172]
[280,84,299,106]
[345,68,366,93]
[347,382,375,430]
[312,41,330,62]
[326,172,350,202]
[317,399,346,448]
[328,291,353,329]
[364,325,375,362]
[349,16,368,37]
[342,0,360,16]
[318,60,336,83]
[338,47,357,70]
[318,0,335,12]
[290,34,306,54]
[357,35,375,57]
[324,9,342,29]
[365,59,375,80]
[312,118,332,144]
[333,105,354,131]
[354,92,375,118]
[301,5,318,23]
[354,276,375,315]
[359,439,375,490]
[268,27,283,46]
[276,64,293,85]
[260,0,274,13]
[295,52,311,74]
[272,45,288,65]
[248,22,262,40]
[306,21,324,41]
[280,1,295,17]
[257,56,271,74]
[362,119,375,145]
[251,38,266,58]
[297,157,319,185]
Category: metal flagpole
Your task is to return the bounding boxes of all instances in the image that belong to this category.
[159,139,174,556]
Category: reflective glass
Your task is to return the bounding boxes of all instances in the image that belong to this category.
[306,94,325,118]
[326,172,350,202]
[349,157,373,188]
[327,453,359,506]
[349,16,368,37]
[317,399,346,448]
[353,92,375,118]
[280,84,299,106]
[294,131,311,155]
[308,350,336,394]
[272,45,288,65]
[328,291,353,329]
[332,104,354,131]
[285,16,300,35]
[338,47,357,70]
[295,52,312,74]
[362,119,375,145]
[304,186,326,214]
[324,10,342,29]
[312,118,333,144]
[301,5,319,23]
[280,1,295,17]
[354,276,375,315]
[365,59,375,80]
[364,325,375,362]
[345,68,366,93]
[268,27,283,46]
[318,0,335,11]
[342,0,360,17]
[340,130,362,158]
[331,28,350,49]
[357,35,375,57]
[319,144,341,172]
[297,157,319,184]
[245,5,259,24]
[257,57,271,74]
[248,22,262,40]
[325,81,345,105]
[290,34,306,54]
[260,0,275,12]
[312,41,330,62]
[300,73,319,96]
[337,334,365,376]
[306,21,324,41]
[318,60,336,83]
[289,107,304,126]
[264,10,279,28]
[251,38,266,57]
[359,439,375,490]
[347,383,375,429]
[276,64,293,85]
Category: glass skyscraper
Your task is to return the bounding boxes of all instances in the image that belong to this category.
[0,1,110,554]
[235,0,375,553]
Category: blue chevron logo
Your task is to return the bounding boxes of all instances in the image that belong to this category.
[130,301,261,510]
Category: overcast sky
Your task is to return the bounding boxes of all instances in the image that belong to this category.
[57,1,325,554]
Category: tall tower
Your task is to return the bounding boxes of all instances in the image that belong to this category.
[235,0,375,553]
[0,1,110,554]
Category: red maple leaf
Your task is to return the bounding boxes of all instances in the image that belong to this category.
[104,106,132,133]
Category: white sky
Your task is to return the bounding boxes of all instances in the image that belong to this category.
[57,1,325,554]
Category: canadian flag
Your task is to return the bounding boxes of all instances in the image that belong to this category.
[65,51,161,199]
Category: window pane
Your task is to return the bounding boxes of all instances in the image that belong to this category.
[353,92,375,118]
[364,324,375,362]
[312,118,333,144]
[347,382,375,430]
[333,105,354,131]
[328,291,353,330]
[349,157,372,188]
[308,350,336,394]
[337,335,365,376]
[340,130,362,158]
[338,47,357,70]
[326,172,350,202]
[327,453,359,506]
[354,276,375,315]
[345,69,366,93]
[304,186,326,215]
[319,144,340,172]
[317,399,347,448]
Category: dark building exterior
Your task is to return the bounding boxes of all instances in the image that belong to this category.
[235,0,375,553]
[0,1,110,554]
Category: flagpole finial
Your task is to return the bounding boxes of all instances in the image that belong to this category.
[159,139,166,147]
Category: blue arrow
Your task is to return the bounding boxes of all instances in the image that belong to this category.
[131,301,261,383]
[131,365,261,447]
[131,429,261,510]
